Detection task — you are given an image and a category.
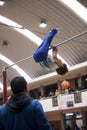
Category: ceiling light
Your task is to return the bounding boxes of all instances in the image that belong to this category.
[39,19,47,28]
[59,0,87,23]
[85,78,87,81]
[2,40,8,47]
[66,113,73,116]
[0,0,5,6]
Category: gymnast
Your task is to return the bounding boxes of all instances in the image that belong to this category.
[33,28,68,75]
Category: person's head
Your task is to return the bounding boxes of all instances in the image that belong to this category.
[10,76,27,94]
[49,91,53,94]
[56,64,68,75]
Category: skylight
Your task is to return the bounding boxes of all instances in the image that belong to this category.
[0,0,5,6]
[59,0,87,23]
[0,15,42,46]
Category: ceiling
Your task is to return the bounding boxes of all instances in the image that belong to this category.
[0,0,87,89]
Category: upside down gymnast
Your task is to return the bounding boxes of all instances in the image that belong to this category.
[33,28,68,75]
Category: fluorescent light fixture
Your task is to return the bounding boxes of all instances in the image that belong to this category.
[0,54,31,83]
[39,19,47,28]
[39,23,47,28]
[0,15,22,29]
[66,113,73,116]
[0,0,5,6]
[59,0,87,23]
[0,15,42,46]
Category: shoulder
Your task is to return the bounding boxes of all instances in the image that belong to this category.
[0,104,7,116]
[31,99,43,110]
[0,104,6,111]
[31,99,42,106]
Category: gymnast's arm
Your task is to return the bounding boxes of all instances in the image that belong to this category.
[51,46,68,75]
[52,46,64,67]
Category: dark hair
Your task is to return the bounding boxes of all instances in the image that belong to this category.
[56,64,68,75]
[10,76,27,94]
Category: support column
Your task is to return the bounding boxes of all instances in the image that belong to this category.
[57,80,62,95]
[60,112,66,130]
[82,110,87,128]
[77,74,82,89]
[40,84,44,97]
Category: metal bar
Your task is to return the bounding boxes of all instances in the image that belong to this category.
[55,30,87,47]
[5,30,87,69]
[6,55,33,69]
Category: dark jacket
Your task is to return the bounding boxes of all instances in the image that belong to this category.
[0,94,52,130]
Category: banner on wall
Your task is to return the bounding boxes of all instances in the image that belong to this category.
[58,94,74,110]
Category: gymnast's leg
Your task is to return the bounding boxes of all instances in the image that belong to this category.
[33,28,57,63]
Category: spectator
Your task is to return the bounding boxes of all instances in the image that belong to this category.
[48,91,54,97]
[55,89,60,97]
[51,125,55,130]
[66,124,71,130]
[75,125,80,130]
[0,76,52,130]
